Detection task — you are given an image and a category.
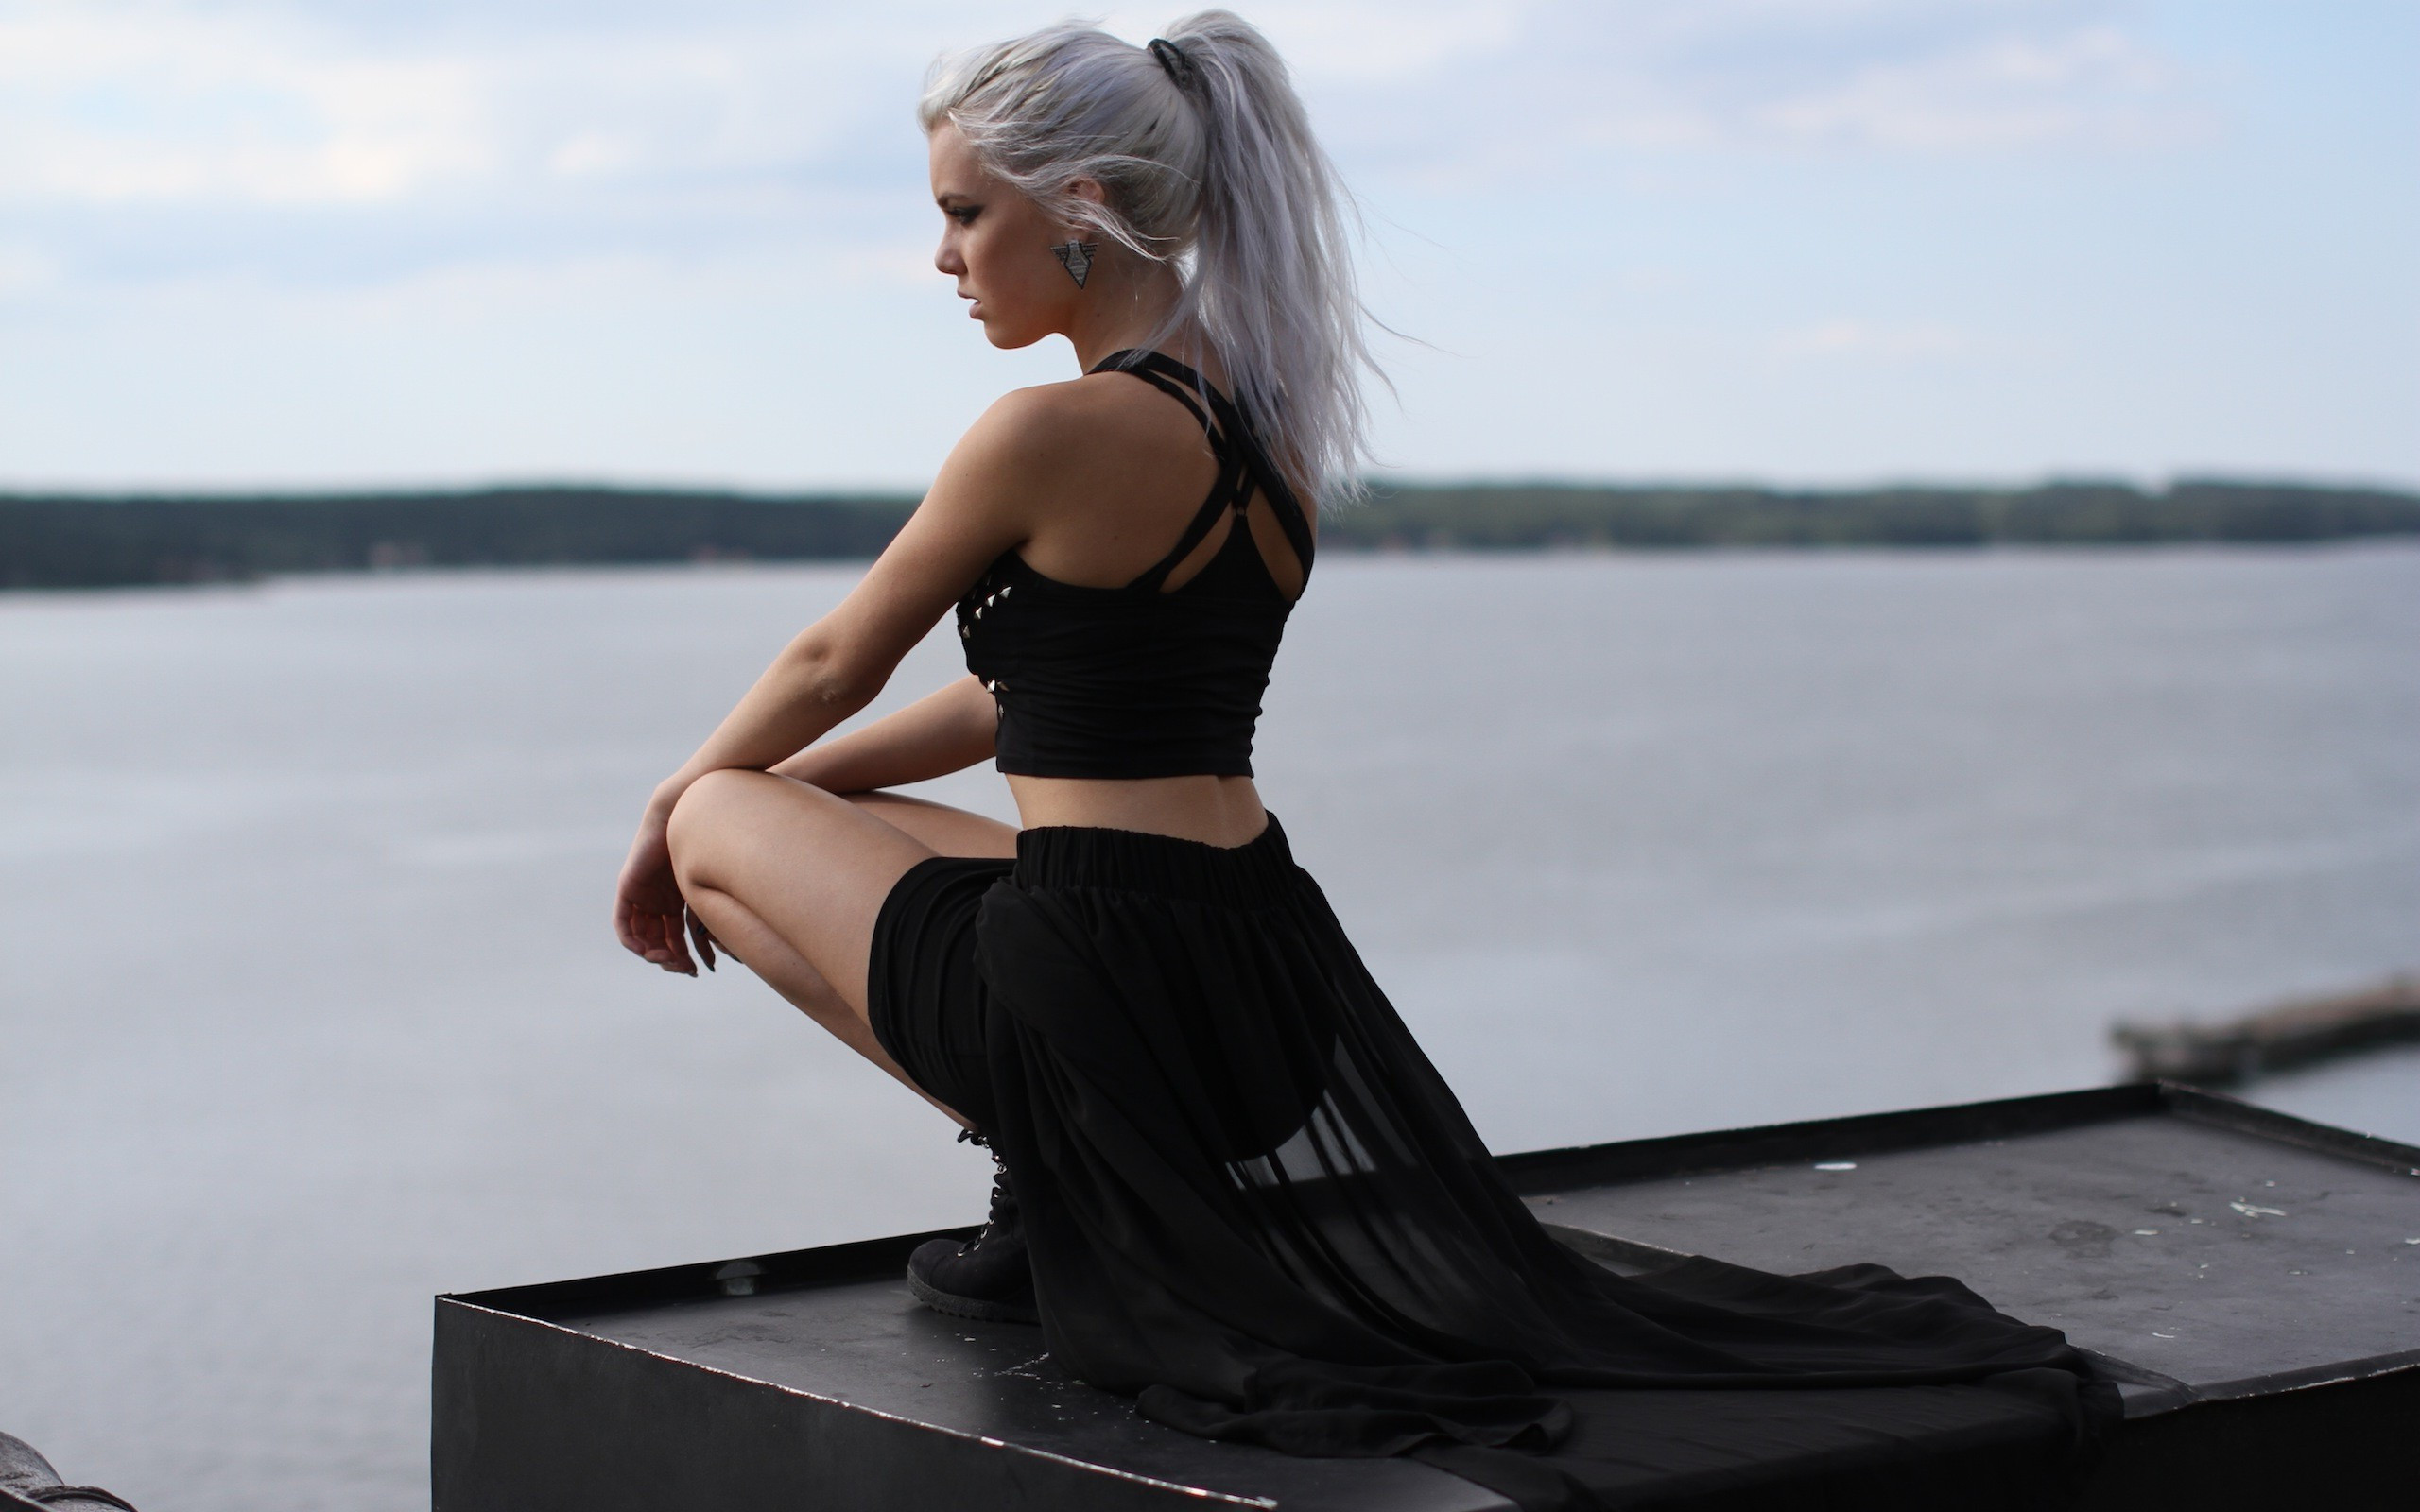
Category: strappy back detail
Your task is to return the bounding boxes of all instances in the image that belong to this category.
[1091,349,1315,597]
[955,350,1314,780]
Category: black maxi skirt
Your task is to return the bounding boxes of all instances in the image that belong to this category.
[867,818,2117,1512]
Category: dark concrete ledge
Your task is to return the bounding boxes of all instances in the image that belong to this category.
[435,1086,2420,1511]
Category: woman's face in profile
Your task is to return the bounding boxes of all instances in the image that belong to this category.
[928,122,1080,351]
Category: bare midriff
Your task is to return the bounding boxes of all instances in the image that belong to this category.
[1007,773,1270,849]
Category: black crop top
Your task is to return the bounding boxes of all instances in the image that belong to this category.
[958,350,1315,780]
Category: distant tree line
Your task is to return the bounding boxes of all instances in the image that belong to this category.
[1331,479,2420,551]
[0,488,913,591]
[4,478,2414,591]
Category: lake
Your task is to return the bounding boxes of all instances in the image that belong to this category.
[3,545,2414,1509]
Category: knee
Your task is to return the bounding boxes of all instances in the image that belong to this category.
[664,767,765,887]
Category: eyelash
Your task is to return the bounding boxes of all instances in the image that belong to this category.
[949,206,980,225]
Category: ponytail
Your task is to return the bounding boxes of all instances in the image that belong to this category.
[920,11,1378,505]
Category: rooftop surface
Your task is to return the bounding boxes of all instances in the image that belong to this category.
[436,1084,2420,1510]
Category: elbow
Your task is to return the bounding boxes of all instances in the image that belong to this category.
[782,637,883,716]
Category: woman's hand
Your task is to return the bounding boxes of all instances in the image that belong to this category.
[614,805,709,975]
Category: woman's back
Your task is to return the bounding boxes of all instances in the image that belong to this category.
[1004,358,1311,602]
[965,351,1314,791]
[973,351,1313,845]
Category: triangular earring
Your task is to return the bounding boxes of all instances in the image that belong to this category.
[1052,241,1098,288]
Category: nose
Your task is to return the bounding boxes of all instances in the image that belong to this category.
[935,235,963,277]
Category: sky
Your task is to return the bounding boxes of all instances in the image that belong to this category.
[0,0,2413,492]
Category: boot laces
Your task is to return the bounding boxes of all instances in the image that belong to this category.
[982,1160,1017,1230]
[957,1128,1018,1243]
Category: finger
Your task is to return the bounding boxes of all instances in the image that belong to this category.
[656,912,697,976]
[638,911,682,969]
[621,909,659,960]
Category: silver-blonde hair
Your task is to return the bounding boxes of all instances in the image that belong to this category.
[919,11,1376,505]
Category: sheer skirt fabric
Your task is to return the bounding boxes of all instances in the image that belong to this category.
[867,817,2115,1510]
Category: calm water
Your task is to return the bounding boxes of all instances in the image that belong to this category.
[3,547,2415,1509]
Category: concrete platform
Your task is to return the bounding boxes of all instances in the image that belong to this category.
[434,1084,2420,1510]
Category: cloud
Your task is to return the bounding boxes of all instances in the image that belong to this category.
[0,6,493,205]
[1244,0,1529,83]
[0,2,964,215]
[0,2,2210,216]
[1309,0,2213,181]
[1769,318,1980,362]
[1756,23,2206,151]
[0,240,59,298]
[0,0,2220,313]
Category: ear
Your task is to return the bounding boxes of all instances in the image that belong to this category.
[1065,178,1109,211]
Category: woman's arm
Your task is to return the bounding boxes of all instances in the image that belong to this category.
[615,387,1073,971]
[771,675,996,793]
[639,388,1067,820]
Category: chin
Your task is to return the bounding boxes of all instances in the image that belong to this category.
[980,320,1050,352]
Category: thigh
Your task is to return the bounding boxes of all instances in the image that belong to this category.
[844,789,1019,859]
[666,769,937,1015]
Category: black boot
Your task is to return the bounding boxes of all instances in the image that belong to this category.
[907,1130,1039,1325]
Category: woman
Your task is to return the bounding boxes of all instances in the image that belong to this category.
[614,14,2113,1509]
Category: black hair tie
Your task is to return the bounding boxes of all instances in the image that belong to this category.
[1149,37,1197,88]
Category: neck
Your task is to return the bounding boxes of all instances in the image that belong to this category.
[1063,257,1192,374]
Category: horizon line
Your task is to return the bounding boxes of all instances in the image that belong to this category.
[6,472,2418,503]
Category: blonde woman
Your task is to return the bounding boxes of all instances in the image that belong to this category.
[614,14,2111,1506]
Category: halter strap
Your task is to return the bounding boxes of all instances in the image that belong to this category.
[1090,349,1318,590]
[1101,362,1244,590]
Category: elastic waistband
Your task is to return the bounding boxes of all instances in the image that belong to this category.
[1013,814,1297,906]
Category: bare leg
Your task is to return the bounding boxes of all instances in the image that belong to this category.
[666,772,1016,1125]
[839,788,1020,861]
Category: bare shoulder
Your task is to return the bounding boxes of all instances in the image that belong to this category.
[962,372,1207,474]
[936,374,1210,538]
[926,373,1218,584]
